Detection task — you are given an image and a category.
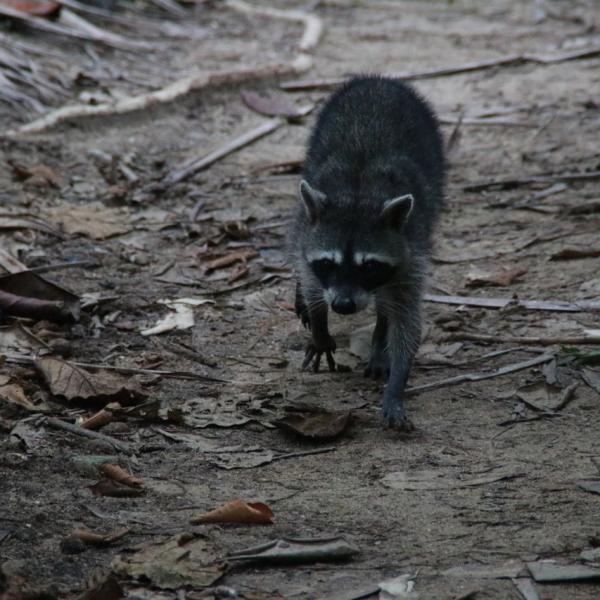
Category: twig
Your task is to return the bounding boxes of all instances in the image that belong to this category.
[273,447,337,461]
[46,417,132,454]
[280,45,600,90]
[147,0,188,18]
[164,118,284,184]
[406,353,555,396]
[464,170,600,192]
[0,5,152,52]
[424,293,600,313]
[9,62,310,136]
[4,355,227,383]
[224,0,323,53]
[24,260,98,274]
[0,249,27,273]
[443,332,600,346]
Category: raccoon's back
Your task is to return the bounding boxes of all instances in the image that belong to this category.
[304,76,445,204]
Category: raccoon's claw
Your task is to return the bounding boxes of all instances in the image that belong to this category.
[382,397,414,431]
[302,339,336,373]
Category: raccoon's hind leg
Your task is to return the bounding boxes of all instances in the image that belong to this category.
[300,298,336,373]
[364,311,390,380]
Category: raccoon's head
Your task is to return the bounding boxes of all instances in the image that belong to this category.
[299,180,414,315]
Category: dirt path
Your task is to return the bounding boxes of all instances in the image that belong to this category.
[1,1,600,599]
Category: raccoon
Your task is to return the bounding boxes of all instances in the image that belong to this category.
[289,76,445,430]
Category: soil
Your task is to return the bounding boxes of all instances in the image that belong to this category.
[1,1,600,599]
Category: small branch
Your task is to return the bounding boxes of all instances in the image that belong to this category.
[424,293,600,313]
[280,45,600,91]
[273,447,337,461]
[464,170,600,192]
[4,355,227,383]
[25,261,98,274]
[224,0,323,53]
[46,417,132,454]
[164,118,284,184]
[406,353,555,396]
[443,332,600,347]
[9,62,310,136]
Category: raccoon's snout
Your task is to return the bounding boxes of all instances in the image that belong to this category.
[331,296,357,315]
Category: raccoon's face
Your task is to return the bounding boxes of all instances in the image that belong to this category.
[299,180,413,315]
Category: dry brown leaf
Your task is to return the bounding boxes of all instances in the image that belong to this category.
[0,382,40,411]
[466,265,527,288]
[99,463,143,488]
[35,356,147,404]
[228,264,250,283]
[0,271,80,323]
[8,160,61,186]
[89,479,144,498]
[276,407,351,440]
[45,201,131,240]
[190,499,274,525]
[70,527,130,546]
[203,249,259,273]
[241,90,312,118]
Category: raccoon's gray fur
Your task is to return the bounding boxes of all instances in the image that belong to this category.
[289,76,445,429]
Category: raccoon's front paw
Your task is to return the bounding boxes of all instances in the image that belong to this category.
[302,337,336,373]
[364,345,390,380]
[382,398,414,431]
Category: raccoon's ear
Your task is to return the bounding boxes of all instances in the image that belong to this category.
[300,180,327,224]
[380,194,414,229]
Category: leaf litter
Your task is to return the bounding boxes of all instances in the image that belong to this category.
[190,499,274,525]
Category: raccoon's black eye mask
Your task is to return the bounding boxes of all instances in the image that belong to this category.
[310,258,337,279]
[359,260,395,290]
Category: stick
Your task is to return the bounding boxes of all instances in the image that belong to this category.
[273,447,337,461]
[164,118,283,184]
[464,170,600,192]
[0,249,27,274]
[147,0,188,18]
[46,417,132,453]
[443,332,600,346]
[406,353,555,396]
[224,0,323,52]
[424,293,600,313]
[0,5,152,52]
[280,45,600,90]
[8,61,309,136]
[4,355,227,383]
[24,261,98,274]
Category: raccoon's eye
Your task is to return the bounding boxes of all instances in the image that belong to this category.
[311,258,336,276]
[359,260,395,289]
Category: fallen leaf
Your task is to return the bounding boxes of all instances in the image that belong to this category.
[45,201,131,240]
[228,536,358,564]
[180,396,251,428]
[466,265,527,287]
[0,381,50,412]
[0,213,61,237]
[0,271,80,323]
[241,90,312,119]
[202,249,259,273]
[228,264,249,283]
[378,573,419,600]
[512,578,540,600]
[382,466,520,490]
[99,463,143,488]
[582,368,600,395]
[8,160,61,186]
[190,499,274,525]
[527,560,600,582]
[442,560,525,578]
[89,479,145,498]
[141,298,213,336]
[276,407,351,440]
[208,448,275,470]
[70,527,130,546]
[35,356,147,404]
[515,381,578,412]
[112,533,226,588]
[10,420,45,450]
[576,479,600,495]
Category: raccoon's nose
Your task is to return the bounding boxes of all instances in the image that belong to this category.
[332,297,357,315]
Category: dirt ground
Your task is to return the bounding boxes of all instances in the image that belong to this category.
[1,0,600,598]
